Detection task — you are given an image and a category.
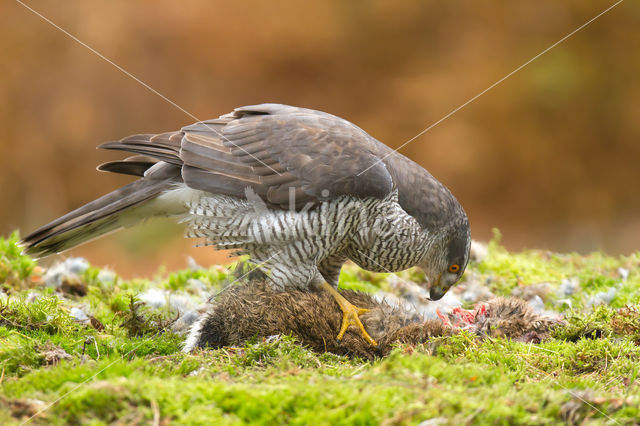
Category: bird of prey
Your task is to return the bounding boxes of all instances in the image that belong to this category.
[22,104,470,346]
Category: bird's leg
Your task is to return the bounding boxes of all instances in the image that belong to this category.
[320,282,377,346]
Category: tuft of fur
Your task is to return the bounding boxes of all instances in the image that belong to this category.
[183,282,562,359]
[474,297,564,343]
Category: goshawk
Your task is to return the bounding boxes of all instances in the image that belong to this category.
[22,104,471,346]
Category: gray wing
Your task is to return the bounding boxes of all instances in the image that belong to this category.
[98,104,394,209]
[179,104,393,209]
[22,104,397,257]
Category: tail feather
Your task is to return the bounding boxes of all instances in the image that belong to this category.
[98,132,182,166]
[97,155,158,177]
[21,163,183,258]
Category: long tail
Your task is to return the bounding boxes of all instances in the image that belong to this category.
[21,133,185,258]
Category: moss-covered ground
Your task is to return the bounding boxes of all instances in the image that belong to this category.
[1,232,640,425]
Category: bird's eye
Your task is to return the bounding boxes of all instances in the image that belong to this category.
[448,264,460,273]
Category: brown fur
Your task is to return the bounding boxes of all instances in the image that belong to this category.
[474,297,562,343]
[190,282,561,359]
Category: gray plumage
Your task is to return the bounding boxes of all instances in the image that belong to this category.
[21,104,470,300]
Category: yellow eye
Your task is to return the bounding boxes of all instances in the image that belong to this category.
[448,264,460,273]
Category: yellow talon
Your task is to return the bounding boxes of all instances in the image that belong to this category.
[321,282,378,346]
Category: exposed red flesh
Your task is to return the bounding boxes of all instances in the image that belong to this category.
[438,304,488,329]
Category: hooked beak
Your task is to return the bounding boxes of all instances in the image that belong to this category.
[428,273,446,301]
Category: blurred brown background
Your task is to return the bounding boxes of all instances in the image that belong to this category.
[1,1,638,276]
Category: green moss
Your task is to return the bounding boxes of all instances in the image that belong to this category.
[1,232,640,424]
[162,266,229,292]
[338,267,384,293]
[0,232,36,291]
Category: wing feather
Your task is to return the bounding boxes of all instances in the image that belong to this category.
[178,104,394,209]
[98,104,394,210]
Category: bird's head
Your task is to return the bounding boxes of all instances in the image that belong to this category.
[419,219,470,301]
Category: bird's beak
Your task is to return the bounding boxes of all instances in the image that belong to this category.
[428,273,446,301]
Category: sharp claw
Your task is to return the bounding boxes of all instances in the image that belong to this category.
[336,305,377,346]
[321,282,378,346]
